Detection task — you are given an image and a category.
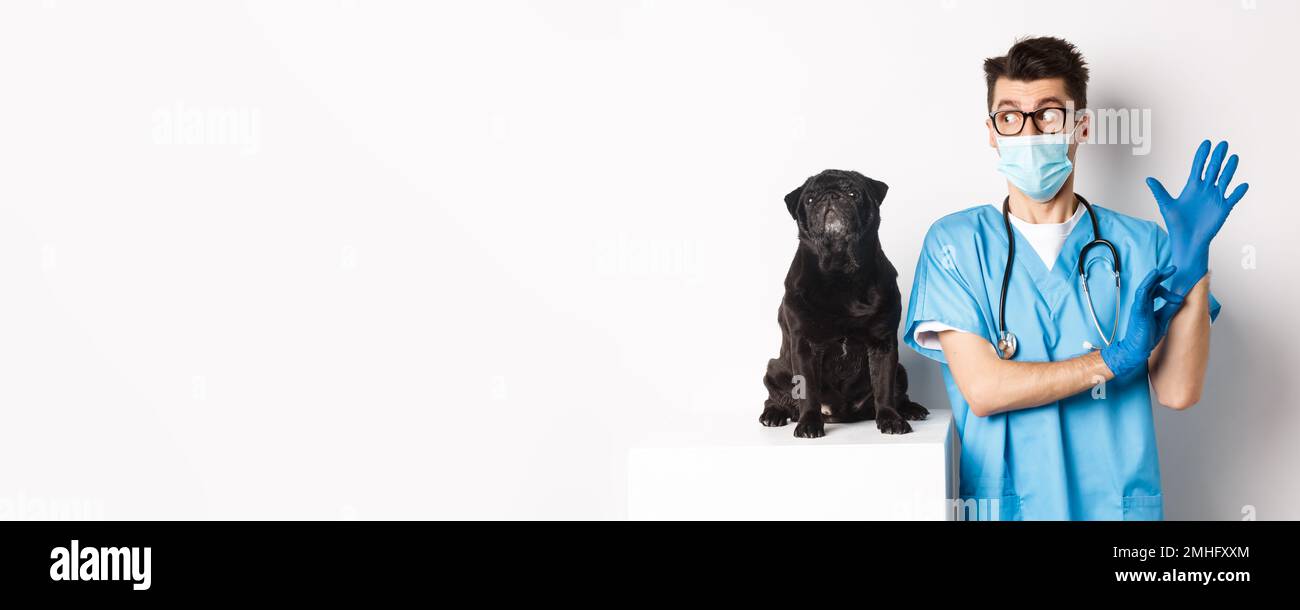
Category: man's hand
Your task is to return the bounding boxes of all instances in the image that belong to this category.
[1145,139,1248,296]
[1100,266,1184,379]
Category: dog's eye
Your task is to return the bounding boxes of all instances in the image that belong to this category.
[849,191,857,197]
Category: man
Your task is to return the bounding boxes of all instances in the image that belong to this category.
[903,37,1248,520]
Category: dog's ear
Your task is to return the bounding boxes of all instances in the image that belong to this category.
[866,177,888,205]
[784,184,804,220]
[850,172,889,206]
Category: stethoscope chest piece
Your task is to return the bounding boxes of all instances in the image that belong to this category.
[997,331,1017,360]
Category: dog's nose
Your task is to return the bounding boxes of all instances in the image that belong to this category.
[823,207,847,233]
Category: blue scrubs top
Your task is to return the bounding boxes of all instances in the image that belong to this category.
[903,203,1219,521]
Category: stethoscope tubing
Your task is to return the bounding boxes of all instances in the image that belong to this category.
[997,194,1121,359]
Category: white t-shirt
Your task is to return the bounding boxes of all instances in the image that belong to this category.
[912,202,1086,349]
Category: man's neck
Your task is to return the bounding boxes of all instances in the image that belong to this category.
[1007,177,1077,224]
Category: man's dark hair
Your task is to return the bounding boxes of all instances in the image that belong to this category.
[983,36,1089,110]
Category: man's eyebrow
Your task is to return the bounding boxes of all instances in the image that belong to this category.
[993,97,1069,111]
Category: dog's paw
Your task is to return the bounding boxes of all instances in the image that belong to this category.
[876,410,913,435]
[899,401,929,421]
[793,418,825,438]
[759,406,790,427]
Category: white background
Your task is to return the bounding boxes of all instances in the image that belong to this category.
[0,0,1294,520]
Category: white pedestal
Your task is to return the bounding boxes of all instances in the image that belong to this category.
[627,409,957,520]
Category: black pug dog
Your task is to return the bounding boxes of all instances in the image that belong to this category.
[762,170,928,437]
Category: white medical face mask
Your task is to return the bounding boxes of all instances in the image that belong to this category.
[995,132,1074,202]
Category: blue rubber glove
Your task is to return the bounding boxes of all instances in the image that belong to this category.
[1145,140,1249,297]
[1100,265,1185,379]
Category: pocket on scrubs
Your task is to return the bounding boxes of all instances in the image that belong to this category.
[961,477,1023,521]
[1122,494,1164,521]
[956,494,1022,521]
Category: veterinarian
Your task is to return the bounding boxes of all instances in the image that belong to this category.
[902,37,1247,520]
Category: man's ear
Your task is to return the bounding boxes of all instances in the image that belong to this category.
[784,185,804,220]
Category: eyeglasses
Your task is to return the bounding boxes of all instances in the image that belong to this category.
[988,107,1080,136]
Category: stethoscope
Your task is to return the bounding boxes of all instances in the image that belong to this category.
[995,193,1121,360]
